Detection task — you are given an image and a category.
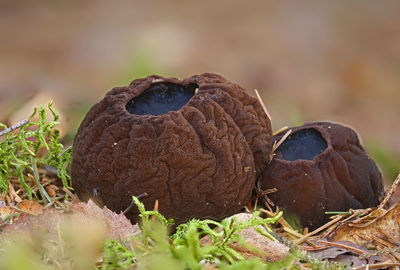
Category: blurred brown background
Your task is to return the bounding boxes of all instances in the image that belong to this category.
[0,0,399,181]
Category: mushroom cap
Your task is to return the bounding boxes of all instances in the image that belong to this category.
[261,122,383,229]
[72,73,272,224]
[183,74,272,177]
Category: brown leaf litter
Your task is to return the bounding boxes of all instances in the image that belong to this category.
[1,200,139,241]
[278,172,400,269]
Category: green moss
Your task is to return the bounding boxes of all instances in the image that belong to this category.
[0,102,72,199]
[98,196,287,270]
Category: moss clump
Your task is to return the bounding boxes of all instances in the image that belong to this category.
[0,102,72,199]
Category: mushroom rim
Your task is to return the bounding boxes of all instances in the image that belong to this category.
[125,79,199,117]
[115,76,200,119]
[272,125,333,165]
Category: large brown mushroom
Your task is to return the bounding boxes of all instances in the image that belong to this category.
[261,122,383,229]
[71,73,272,224]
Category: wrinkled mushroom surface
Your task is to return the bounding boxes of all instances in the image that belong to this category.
[72,73,272,224]
[261,122,383,229]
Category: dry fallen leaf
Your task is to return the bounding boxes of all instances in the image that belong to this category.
[0,206,15,220]
[329,203,400,247]
[1,200,139,240]
[8,183,22,203]
[18,199,43,216]
[45,184,59,198]
[70,200,139,239]
[307,240,385,267]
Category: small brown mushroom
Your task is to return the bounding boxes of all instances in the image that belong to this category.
[72,73,272,224]
[261,122,383,229]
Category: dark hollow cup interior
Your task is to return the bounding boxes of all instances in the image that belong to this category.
[275,128,327,161]
[126,82,198,116]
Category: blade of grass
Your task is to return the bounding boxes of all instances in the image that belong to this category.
[30,156,52,203]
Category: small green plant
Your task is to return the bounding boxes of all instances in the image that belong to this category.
[112,196,345,269]
[0,193,345,270]
[171,211,282,265]
[100,240,136,270]
[97,196,290,270]
[0,102,72,199]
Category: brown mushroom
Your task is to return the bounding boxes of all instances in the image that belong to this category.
[261,122,383,229]
[71,73,272,224]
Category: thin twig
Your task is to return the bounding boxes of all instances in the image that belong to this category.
[370,235,393,248]
[253,196,259,212]
[254,89,271,121]
[353,231,370,243]
[370,236,400,261]
[261,188,277,198]
[123,192,148,214]
[301,245,329,252]
[151,200,159,222]
[54,200,69,211]
[0,118,29,137]
[348,208,386,228]
[259,208,305,243]
[379,172,400,209]
[283,226,305,238]
[281,225,319,247]
[377,227,397,245]
[9,205,33,215]
[257,183,276,211]
[44,200,55,209]
[273,126,289,136]
[260,208,292,229]
[62,187,78,201]
[352,261,400,270]
[320,209,368,239]
[370,237,400,262]
[8,182,22,203]
[272,129,292,154]
[317,240,367,255]
[270,129,292,161]
[294,214,344,245]
[361,246,400,258]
